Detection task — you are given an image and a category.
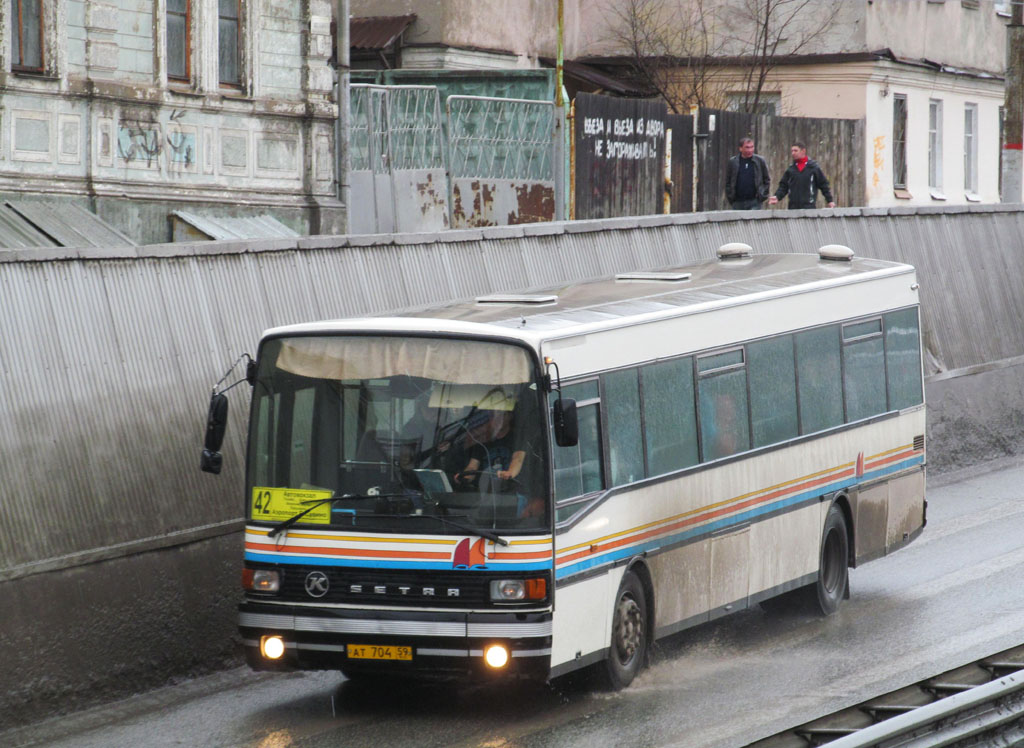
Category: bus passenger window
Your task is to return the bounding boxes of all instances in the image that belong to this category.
[641,357,698,475]
[602,368,645,486]
[885,308,924,410]
[697,351,750,461]
[748,336,798,448]
[843,319,886,421]
[795,326,843,434]
[551,381,603,501]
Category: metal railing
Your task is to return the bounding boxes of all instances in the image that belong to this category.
[746,643,1024,747]
[446,95,555,182]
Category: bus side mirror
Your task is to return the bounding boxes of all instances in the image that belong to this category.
[201,393,229,475]
[553,398,578,447]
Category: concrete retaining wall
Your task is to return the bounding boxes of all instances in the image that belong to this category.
[2,205,1023,727]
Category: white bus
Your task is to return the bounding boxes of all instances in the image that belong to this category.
[203,245,926,688]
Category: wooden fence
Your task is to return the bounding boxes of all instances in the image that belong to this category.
[687,107,865,212]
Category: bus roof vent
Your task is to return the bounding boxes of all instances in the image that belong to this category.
[475,293,558,306]
[819,244,854,261]
[717,242,753,260]
[615,271,692,282]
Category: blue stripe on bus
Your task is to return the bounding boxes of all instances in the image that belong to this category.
[554,456,923,580]
[243,456,922,578]
[242,552,553,572]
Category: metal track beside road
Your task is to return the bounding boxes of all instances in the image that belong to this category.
[747,644,1024,747]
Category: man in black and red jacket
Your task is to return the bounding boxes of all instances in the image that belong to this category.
[769,141,836,209]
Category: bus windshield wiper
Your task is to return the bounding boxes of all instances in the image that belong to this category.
[418,514,509,546]
[266,494,403,538]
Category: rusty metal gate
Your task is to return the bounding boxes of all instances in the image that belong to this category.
[446,95,557,228]
[349,84,449,234]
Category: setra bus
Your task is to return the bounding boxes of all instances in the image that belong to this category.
[200,244,926,688]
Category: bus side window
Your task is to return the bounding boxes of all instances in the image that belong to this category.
[885,308,924,410]
[747,335,798,448]
[843,318,886,422]
[602,368,645,486]
[551,380,602,502]
[795,325,843,434]
[641,357,698,475]
[697,349,750,461]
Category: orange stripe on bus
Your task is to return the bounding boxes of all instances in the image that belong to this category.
[557,467,854,565]
[245,542,450,560]
[488,549,554,561]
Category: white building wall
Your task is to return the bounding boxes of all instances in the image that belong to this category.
[116,2,155,78]
[863,63,1003,207]
[66,0,87,73]
[260,0,306,95]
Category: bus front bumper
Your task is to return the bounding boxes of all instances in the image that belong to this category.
[238,601,552,681]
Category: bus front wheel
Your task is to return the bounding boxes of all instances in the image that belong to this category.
[806,503,849,616]
[604,571,648,690]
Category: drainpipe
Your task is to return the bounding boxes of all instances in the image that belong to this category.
[554,0,567,221]
[556,0,564,110]
[336,0,351,232]
[1003,1,1024,203]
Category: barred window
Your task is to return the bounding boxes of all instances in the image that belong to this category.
[219,0,241,87]
[10,0,43,72]
[893,95,908,190]
[167,0,191,81]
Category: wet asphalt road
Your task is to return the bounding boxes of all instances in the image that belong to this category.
[6,457,1024,748]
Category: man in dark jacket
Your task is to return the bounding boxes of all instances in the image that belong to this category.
[768,141,836,209]
[725,137,771,210]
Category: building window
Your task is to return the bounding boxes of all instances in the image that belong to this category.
[928,100,943,196]
[10,0,44,72]
[726,91,781,116]
[219,0,241,87]
[167,0,191,82]
[893,95,908,191]
[964,103,978,194]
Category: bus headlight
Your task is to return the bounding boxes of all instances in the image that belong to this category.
[489,578,547,602]
[260,635,286,660]
[242,568,281,593]
[484,644,509,669]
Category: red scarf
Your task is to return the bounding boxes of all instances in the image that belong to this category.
[795,156,809,172]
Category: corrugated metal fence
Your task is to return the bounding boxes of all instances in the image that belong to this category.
[2,205,1023,577]
[349,85,559,233]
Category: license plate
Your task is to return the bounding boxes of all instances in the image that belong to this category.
[347,644,412,661]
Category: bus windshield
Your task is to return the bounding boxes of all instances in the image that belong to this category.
[246,335,549,534]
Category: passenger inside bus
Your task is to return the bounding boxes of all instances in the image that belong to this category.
[454,409,525,491]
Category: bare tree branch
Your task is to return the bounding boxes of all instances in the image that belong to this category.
[601,0,842,115]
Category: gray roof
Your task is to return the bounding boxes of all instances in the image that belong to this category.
[171,211,299,240]
[401,253,910,332]
[0,201,136,248]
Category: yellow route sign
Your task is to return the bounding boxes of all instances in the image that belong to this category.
[250,487,333,524]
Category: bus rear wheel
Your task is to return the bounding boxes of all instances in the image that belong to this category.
[604,571,648,690]
[805,503,849,616]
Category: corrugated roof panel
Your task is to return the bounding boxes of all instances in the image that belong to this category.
[171,211,300,240]
[350,14,416,51]
[0,204,58,248]
[6,201,137,247]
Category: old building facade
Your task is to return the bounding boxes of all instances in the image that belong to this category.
[0,0,342,245]
[353,0,1011,209]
